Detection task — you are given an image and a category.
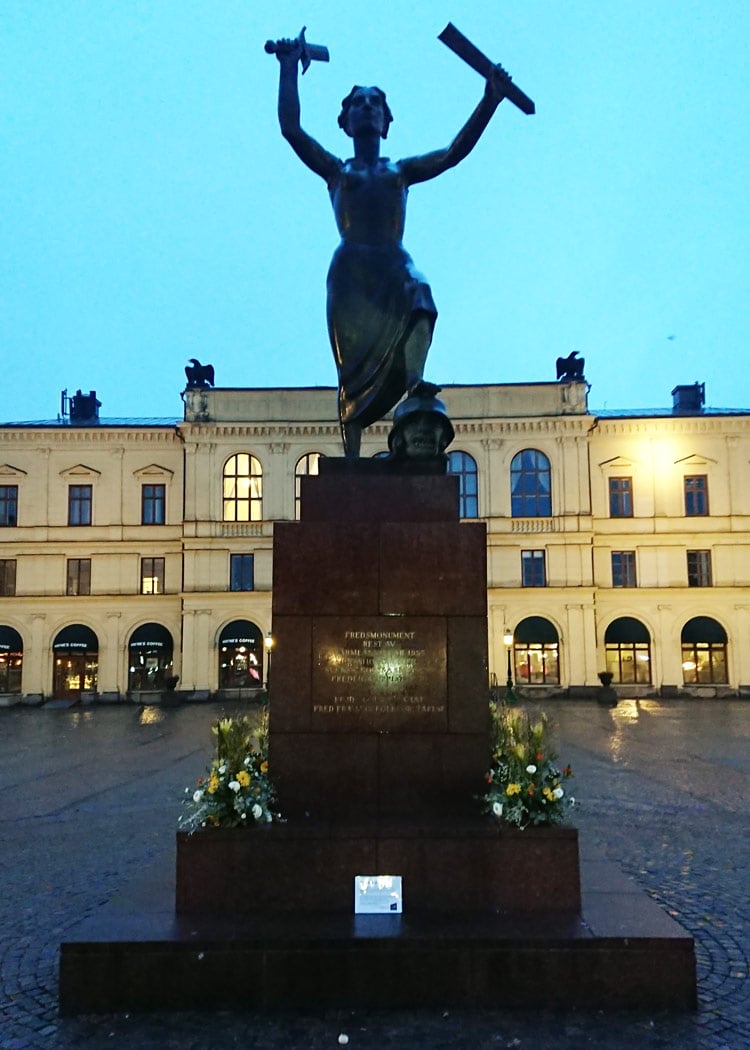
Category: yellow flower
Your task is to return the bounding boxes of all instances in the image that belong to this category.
[237,770,251,787]
[260,760,269,774]
[543,786,556,802]
[506,783,521,796]
[207,774,220,795]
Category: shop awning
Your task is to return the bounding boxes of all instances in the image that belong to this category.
[129,623,173,650]
[219,620,262,647]
[0,625,23,652]
[604,617,650,644]
[53,624,98,651]
[514,616,559,644]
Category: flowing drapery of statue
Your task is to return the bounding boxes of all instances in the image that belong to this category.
[269,26,531,458]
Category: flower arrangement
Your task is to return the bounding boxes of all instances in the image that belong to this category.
[179,711,282,831]
[482,702,574,829]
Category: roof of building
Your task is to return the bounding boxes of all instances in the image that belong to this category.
[592,407,750,418]
[0,418,181,428]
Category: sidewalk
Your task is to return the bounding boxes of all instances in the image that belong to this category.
[0,699,747,1049]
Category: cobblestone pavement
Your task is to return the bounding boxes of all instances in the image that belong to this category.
[0,699,748,1050]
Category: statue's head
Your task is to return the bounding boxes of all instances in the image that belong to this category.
[388,394,455,461]
[338,86,393,140]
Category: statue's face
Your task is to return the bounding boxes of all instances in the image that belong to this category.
[400,415,446,459]
[344,87,387,138]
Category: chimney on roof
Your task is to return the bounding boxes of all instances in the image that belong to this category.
[671,382,705,415]
[69,390,102,425]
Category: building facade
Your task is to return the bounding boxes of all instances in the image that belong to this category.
[1,380,748,703]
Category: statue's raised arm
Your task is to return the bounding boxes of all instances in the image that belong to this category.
[400,65,510,185]
[273,37,341,183]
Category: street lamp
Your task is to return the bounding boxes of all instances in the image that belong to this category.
[264,631,275,694]
[503,626,517,704]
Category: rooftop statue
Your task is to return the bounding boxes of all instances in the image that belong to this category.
[270,26,528,458]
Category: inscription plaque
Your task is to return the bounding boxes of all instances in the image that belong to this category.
[312,617,447,731]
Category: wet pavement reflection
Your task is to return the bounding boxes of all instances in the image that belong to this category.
[0,698,748,1049]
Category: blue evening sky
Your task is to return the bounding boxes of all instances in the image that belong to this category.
[3,1,749,421]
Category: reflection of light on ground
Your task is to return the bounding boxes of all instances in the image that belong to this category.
[609,699,639,763]
[139,706,165,725]
[69,710,95,728]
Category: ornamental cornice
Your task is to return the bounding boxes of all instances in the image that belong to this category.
[596,416,750,437]
[0,428,179,446]
[482,417,591,436]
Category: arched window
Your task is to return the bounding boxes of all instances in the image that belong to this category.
[513,617,559,685]
[681,617,728,684]
[128,623,174,691]
[604,617,651,684]
[295,453,324,520]
[218,620,263,690]
[447,450,478,519]
[510,449,551,517]
[52,624,98,699]
[0,626,23,694]
[223,454,262,522]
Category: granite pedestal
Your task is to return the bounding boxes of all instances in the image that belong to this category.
[60,459,697,1013]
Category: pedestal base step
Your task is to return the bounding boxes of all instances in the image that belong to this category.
[59,847,696,1014]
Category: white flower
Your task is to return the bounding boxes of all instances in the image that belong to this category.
[241,813,247,820]
[252,803,263,820]
[492,801,503,817]
[228,780,241,793]
[218,764,227,775]
[244,756,251,766]
[553,786,564,800]
[526,764,537,774]
[193,789,204,803]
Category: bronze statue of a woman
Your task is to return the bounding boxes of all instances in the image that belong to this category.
[272,36,510,457]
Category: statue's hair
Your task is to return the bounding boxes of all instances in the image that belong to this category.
[338,86,393,139]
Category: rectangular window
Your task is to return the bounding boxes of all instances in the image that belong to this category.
[611,551,637,588]
[0,485,18,526]
[687,550,712,587]
[609,477,633,517]
[141,484,166,525]
[66,558,91,596]
[230,553,255,592]
[0,559,16,596]
[684,475,708,516]
[521,549,546,587]
[140,557,165,595]
[68,485,92,526]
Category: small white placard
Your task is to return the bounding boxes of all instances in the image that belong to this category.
[354,875,403,914]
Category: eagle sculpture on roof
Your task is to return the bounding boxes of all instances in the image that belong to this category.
[185,359,215,389]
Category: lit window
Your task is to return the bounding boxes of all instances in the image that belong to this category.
[512,617,560,685]
[0,559,16,596]
[140,557,165,594]
[684,475,708,516]
[681,617,727,684]
[66,558,91,596]
[295,453,323,520]
[611,551,637,587]
[0,486,18,527]
[604,617,651,684]
[142,484,166,525]
[687,550,712,587]
[447,450,478,518]
[521,549,546,587]
[223,454,263,522]
[511,450,551,517]
[68,485,92,526]
[609,477,632,517]
[230,554,255,591]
